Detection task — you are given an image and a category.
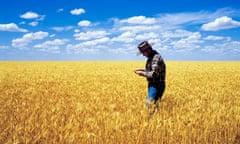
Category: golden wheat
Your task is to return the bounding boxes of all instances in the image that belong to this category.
[0,61,239,144]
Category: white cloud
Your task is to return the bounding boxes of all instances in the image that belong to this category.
[156,8,238,29]
[20,11,39,19]
[19,21,26,25]
[108,47,132,55]
[119,25,161,33]
[135,32,159,41]
[34,39,69,48]
[3,7,239,60]
[158,13,209,27]
[201,40,240,55]
[51,27,64,32]
[202,45,218,53]
[34,39,69,53]
[78,20,91,27]
[201,16,240,31]
[74,30,109,40]
[51,26,74,32]
[80,37,110,46]
[29,21,38,27]
[231,41,240,52]
[74,29,80,33]
[204,35,225,40]
[49,34,56,38]
[161,29,193,38]
[57,8,64,12]
[0,23,28,32]
[12,31,49,48]
[70,8,85,15]
[171,32,202,49]
[20,11,45,23]
[36,15,45,21]
[120,16,157,24]
[222,41,240,52]
[111,31,135,43]
[66,37,110,54]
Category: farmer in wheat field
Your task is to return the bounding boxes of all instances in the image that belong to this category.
[134,41,166,114]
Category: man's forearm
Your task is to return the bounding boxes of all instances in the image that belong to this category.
[142,71,154,78]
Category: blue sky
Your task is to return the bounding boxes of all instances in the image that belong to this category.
[0,0,240,60]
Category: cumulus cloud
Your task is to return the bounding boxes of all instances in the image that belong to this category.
[135,32,159,40]
[204,35,225,40]
[158,13,209,27]
[20,11,45,25]
[51,26,74,32]
[171,32,202,49]
[201,45,223,53]
[201,16,240,31]
[81,37,110,46]
[78,20,91,27]
[19,21,26,25]
[119,25,161,33]
[161,29,193,39]
[49,34,56,38]
[202,41,240,54]
[70,8,85,15]
[12,31,49,48]
[57,8,64,12]
[34,39,69,53]
[111,31,136,43]
[34,39,69,48]
[29,21,38,27]
[156,8,238,29]
[74,30,109,40]
[3,7,240,59]
[20,11,39,19]
[74,29,80,33]
[0,23,28,32]
[36,15,45,21]
[120,16,157,24]
[67,37,110,54]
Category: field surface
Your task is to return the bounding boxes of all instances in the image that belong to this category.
[0,61,240,144]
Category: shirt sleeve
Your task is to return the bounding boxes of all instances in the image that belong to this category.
[143,54,162,78]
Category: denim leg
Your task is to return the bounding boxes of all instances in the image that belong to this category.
[146,82,165,109]
[148,86,158,101]
[146,85,157,108]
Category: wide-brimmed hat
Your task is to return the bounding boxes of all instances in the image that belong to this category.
[137,41,152,55]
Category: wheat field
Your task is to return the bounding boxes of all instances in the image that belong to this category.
[0,61,239,144]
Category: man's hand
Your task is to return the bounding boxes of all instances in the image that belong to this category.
[134,69,145,76]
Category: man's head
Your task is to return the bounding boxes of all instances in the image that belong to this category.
[137,41,152,57]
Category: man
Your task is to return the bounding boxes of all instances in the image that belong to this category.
[134,41,166,114]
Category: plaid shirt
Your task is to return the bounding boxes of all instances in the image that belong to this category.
[143,52,166,82]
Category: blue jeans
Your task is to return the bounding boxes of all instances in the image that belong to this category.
[146,82,165,106]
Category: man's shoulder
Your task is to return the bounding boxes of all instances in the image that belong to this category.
[153,53,163,61]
